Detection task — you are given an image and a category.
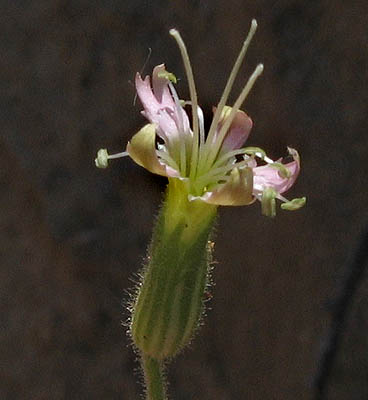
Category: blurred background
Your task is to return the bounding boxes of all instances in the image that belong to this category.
[1,0,368,399]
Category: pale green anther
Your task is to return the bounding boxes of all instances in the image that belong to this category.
[158,70,177,84]
[243,146,267,159]
[95,148,109,169]
[269,162,291,179]
[281,197,306,211]
[261,187,277,217]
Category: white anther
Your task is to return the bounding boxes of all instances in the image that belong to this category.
[95,149,128,169]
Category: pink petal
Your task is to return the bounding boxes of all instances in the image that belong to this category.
[135,73,161,119]
[152,65,176,108]
[253,157,300,196]
[212,107,253,153]
[221,110,253,152]
[135,64,191,142]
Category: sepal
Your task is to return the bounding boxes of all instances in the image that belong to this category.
[127,124,179,177]
[190,167,254,206]
[131,179,217,360]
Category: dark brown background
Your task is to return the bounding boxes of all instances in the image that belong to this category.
[1,0,368,399]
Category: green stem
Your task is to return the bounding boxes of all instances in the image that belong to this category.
[141,354,167,400]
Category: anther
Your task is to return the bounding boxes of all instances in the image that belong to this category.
[158,70,177,84]
[261,187,277,217]
[95,148,128,169]
[281,197,306,211]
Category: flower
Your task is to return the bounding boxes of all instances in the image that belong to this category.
[95,20,305,216]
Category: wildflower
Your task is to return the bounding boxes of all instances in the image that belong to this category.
[95,20,306,400]
[95,19,305,216]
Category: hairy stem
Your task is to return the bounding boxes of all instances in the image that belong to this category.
[142,354,167,400]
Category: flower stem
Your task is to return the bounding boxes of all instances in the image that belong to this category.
[141,354,167,400]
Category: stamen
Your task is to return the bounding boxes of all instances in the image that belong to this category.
[261,187,277,217]
[195,159,250,190]
[200,19,258,171]
[277,194,289,202]
[158,71,177,84]
[211,149,247,169]
[95,148,128,169]
[243,147,267,160]
[168,82,186,175]
[169,29,200,179]
[181,101,205,146]
[108,151,129,159]
[269,162,291,179]
[205,63,264,169]
[168,82,184,133]
[263,155,274,164]
[156,150,181,171]
[280,197,306,211]
[212,146,269,170]
[197,106,205,147]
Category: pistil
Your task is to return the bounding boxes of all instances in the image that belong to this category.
[201,19,258,172]
[169,29,200,180]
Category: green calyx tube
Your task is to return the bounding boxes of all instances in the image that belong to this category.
[131,178,217,360]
